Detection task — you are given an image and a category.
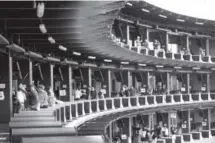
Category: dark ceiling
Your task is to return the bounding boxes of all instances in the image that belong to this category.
[1,1,215,69]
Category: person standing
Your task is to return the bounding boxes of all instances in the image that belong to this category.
[75,87,82,100]
[16,84,27,112]
[29,85,40,111]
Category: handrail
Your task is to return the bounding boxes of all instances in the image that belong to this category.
[50,93,215,130]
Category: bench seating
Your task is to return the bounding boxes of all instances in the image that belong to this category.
[11,127,76,143]
[10,121,62,128]
[21,136,103,143]
[11,116,56,122]
[191,132,201,140]
[201,130,211,138]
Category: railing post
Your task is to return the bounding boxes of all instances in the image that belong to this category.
[89,100,92,113]
[97,99,100,112]
[180,94,184,103]
[189,94,193,103]
[104,99,107,110]
[153,95,157,105]
[145,96,149,106]
[199,93,202,102]
[136,96,140,107]
[171,94,175,103]
[112,99,115,110]
[208,93,212,101]
[120,97,123,108]
[82,102,85,116]
[128,97,132,107]
[75,103,79,118]
[162,95,166,104]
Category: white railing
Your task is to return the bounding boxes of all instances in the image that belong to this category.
[50,93,215,128]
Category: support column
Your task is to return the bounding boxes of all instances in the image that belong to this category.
[29,59,33,85]
[167,72,170,94]
[165,32,169,51]
[109,122,113,143]
[127,24,130,49]
[206,38,210,56]
[128,116,133,143]
[206,73,210,93]
[208,109,211,130]
[68,66,73,101]
[186,73,190,94]
[181,110,191,133]
[123,71,132,88]
[83,67,92,89]
[146,28,149,41]
[50,64,54,89]
[9,51,13,117]
[186,35,190,51]
[103,69,112,98]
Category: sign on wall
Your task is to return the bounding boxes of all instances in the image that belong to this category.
[0,84,5,89]
[0,91,5,100]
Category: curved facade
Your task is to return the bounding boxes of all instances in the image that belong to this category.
[0,1,215,143]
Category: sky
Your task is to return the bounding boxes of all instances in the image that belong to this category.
[144,0,215,20]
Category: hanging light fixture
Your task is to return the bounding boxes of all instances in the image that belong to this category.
[33,0,37,8]
[48,36,55,44]
[37,2,45,18]
[39,24,47,34]
[59,45,67,51]
[73,51,81,56]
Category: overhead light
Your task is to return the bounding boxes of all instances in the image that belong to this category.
[73,51,81,56]
[156,65,164,68]
[174,66,182,69]
[141,8,150,13]
[88,56,96,60]
[192,67,200,70]
[126,2,133,6]
[39,24,47,34]
[138,63,146,66]
[48,36,55,44]
[176,19,185,22]
[37,2,45,18]
[195,22,204,25]
[104,59,112,62]
[58,45,67,51]
[158,14,167,19]
[178,31,192,36]
[211,68,215,71]
[121,61,129,65]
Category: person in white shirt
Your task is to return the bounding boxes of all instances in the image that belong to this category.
[16,84,26,112]
[75,87,82,100]
[162,124,169,137]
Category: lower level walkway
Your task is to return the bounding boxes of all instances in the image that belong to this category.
[189,137,215,143]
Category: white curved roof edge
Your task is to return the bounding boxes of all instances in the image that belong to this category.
[144,0,215,21]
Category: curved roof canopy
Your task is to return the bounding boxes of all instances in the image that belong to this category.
[144,0,215,21]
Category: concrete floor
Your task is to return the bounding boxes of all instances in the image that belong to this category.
[189,137,215,143]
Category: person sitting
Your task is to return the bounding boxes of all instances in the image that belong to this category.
[130,86,137,96]
[16,84,27,112]
[162,124,169,137]
[153,39,161,56]
[37,85,49,108]
[75,87,82,100]
[171,125,177,141]
[120,85,126,97]
[155,125,162,139]
[90,87,97,99]
[47,86,63,107]
[154,82,163,95]
[29,85,40,111]
[199,47,205,57]
[98,90,104,99]
[135,36,142,53]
